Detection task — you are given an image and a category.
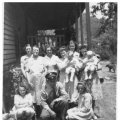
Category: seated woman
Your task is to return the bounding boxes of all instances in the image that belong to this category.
[10,83,35,120]
[66,81,95,120]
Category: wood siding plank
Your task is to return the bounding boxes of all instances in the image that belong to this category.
[4,49,16,55]
[4,44,16,50]
[4,54,16,60]
[4,39,15,45]
[4,58,16,65]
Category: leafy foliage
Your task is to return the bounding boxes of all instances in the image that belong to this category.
[91,2,117,62]
[91,2,117,36]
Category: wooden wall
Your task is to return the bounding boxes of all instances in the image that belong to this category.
[3,3,35,112]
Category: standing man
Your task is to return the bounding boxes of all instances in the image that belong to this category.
[39,72,69,120]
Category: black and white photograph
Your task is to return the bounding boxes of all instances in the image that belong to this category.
[2,2,118,120]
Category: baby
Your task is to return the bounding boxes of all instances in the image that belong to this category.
[83,51,100,80]
[65,51,82,82]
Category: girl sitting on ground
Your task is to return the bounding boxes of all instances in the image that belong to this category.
[10,82,35,120]
[66,81,96,120]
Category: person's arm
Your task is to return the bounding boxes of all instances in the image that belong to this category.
[56,56,74,70]
[40,87,55,115]
[54,82,69,102]
[21,56,27,77]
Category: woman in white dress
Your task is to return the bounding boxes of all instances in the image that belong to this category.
[26,45,47,117]
[20,44,32,78]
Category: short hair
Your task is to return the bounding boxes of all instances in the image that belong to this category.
[33,45,39,49]
[45,45,53,52]
[17,81,29,95]
[23,44,31,51]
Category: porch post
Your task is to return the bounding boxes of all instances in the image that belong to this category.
[80,4,84,46]
[85,3,91,50]
[75,8,78,43]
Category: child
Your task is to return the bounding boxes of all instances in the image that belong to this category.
[10,83,35,120]
[83,51,100,80]
[65,51,76,82]
[66,82,95,120]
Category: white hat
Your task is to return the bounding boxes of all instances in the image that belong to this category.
[86,51,93,56]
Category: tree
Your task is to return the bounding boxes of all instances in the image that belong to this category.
[91,2,117,36]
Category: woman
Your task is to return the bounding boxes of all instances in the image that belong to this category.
[66,82,95,120]
[10,82,35,120]
[65,41,83,101]
[26,45,47,117]
[20,44,32,78]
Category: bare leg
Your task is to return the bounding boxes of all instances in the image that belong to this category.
[70,68,75,82]
[84,66,89,80]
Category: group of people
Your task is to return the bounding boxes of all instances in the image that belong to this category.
[3,40,103,120]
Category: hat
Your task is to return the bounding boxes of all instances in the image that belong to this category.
[86,51,93,56]
[45,72,58,81]
[46,65,58,73]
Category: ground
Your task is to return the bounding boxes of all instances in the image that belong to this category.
[96,61,116,120]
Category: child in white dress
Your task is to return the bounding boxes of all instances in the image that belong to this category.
[66,82,94,120]
[10,83,35,120]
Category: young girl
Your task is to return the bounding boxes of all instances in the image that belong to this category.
[66,82,95,120]
[10,83,35,120]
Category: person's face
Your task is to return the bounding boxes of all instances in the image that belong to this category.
[69,44,75,51]
[33,47,39,57]
[82,49,87,56]
[60,50,66,58]
[77,84,85,94]
[46,47,52,56]
[19,86,26,97]
[25,46,31,55]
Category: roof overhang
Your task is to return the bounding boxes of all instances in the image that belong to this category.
[13,3,85,29]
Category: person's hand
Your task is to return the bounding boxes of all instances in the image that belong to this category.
[50,110,56,118]
[50,100,57,108]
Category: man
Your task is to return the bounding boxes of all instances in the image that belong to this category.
[39,72,69,120]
